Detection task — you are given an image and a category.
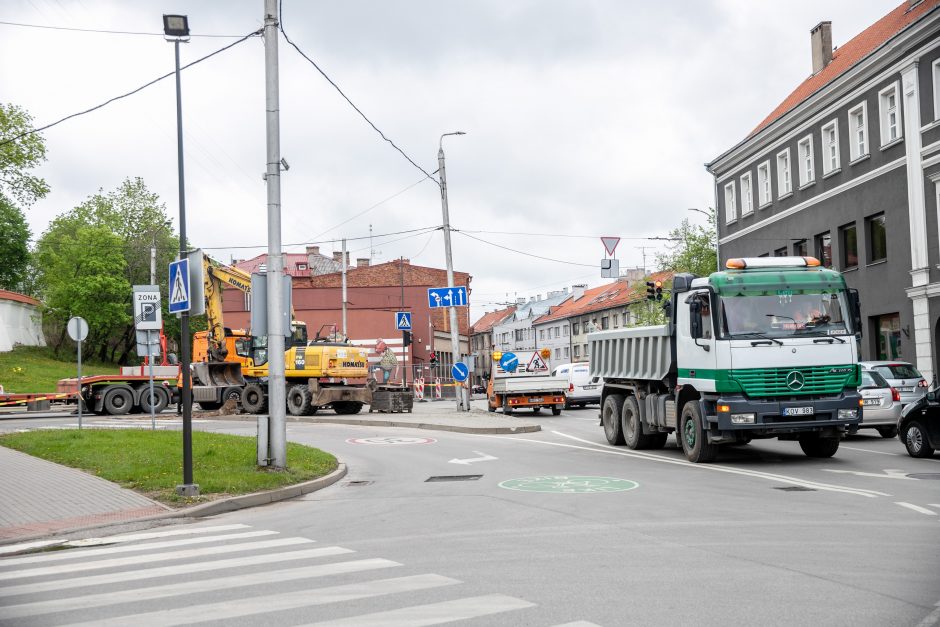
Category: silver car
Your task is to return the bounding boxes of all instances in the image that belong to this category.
[858,369,902,438]
[858,361,928,408]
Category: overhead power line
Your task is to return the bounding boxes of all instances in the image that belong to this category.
[278,0,437,183]
[0,20,250,38]
[457,228,681,241]
[0,28,262,148]
[455,231,596,268]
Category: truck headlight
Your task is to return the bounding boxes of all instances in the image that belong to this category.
[731,413,755,424]
[838,409,858,420]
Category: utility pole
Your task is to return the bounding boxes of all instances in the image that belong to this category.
[438,132,467,411]
[263,0,287,468]
[341,238,347,336]
[400,257,407,389]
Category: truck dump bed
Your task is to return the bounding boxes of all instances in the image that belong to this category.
[491,374,567,394]
[588,325,673,382]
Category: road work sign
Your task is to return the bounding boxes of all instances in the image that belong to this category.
[527,351,548,372]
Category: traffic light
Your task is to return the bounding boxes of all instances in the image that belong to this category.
[429,351,438,365]
[402,330,412,347]
[655,280,664,301]
[646,281,656,301]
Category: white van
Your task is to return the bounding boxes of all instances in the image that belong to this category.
[551,362,602,409]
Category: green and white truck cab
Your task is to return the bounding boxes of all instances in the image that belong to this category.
[590,257,863,462]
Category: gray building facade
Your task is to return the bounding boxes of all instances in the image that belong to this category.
[706,2,940,384]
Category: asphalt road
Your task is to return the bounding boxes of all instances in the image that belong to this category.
[2,403,939,626]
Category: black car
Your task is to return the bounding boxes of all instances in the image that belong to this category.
[898,393,940,457]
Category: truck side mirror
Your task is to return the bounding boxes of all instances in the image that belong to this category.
[689,301,703,339]
[848,288,862,337]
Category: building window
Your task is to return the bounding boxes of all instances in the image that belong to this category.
[815,232,832,268]
[758,252,770,257]
[515,329,523,341]
[822,120,840,174]
[774,247,787,257]
[868,213,887,263]
[601,316,609,330]
[879,82,901,145]
[564,346,569,358]
[776,149,792,196]
[574,345,580,359]
[724,181,737,223]
[539,329,545,340]
[555,348,561,360]
[740,172,753,215]
[841,223,858,269]
[554,327,560,338]
[757,161,771,206]
[572,322,580,335]
[933,60,940,121]
[874,313,902,360]
[848,103,868,161]
[583,344,589,357]
[296,263,308,271]
[612,314,619,328]
[793,239,808,256]
[563,325,569,336]
[798,135,815,186]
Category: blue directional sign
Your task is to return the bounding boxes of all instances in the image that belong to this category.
[499,352,518,373]
[395,311,412,331]
[168,258,191,314]
[427,286,468,309]
[451,362,469,382]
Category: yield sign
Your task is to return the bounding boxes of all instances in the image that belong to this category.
[527,351,548,372]
[601,236,620,256]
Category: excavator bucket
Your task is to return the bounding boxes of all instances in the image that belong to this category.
[191,362,246,387]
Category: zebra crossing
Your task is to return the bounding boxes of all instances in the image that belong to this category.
[0,523,591,626]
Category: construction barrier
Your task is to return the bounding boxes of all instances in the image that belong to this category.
[414,377,425,400]
[434,378,442,399]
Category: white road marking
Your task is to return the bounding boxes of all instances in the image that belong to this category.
[68,574,461,627]
[0,536,313,582]
[1,558,401,620]
[448,451,498,465]
[63,523,252,547]
[841,446,902,456]
[551,622,604,627]
[822,468,915,480]
[471,431,890,499]
[0,545,353,598]
[0,530,278,566]
[930,504,940,508]
[895,502,937,516]
[303,593,536,626]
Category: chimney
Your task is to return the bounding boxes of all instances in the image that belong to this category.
[529,296,536,303]
[810,21,832,74]
[516,297,526,305]
[356,257,370,267]
[306,245,320,256]
[572,284,587,300]
[537,294,542,301]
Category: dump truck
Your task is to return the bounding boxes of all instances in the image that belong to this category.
[487,350,567,415]
[590,257,863,462]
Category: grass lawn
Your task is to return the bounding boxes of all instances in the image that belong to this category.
[0,429,338,505]
[0,346,117,394]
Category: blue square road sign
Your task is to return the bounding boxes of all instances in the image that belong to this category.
[395,311,412,331]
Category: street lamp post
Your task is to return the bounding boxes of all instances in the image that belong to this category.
[688,207,719,272]
[438,131,467,411]
[163,14,197,497]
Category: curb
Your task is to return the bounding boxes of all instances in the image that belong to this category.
[0,463,347,548]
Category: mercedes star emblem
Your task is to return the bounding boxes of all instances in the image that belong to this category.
[786,370,805,391]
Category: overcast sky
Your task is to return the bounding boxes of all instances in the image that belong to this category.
[2,0,897,321]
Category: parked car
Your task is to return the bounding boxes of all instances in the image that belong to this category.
[550,362,602,409]
[898,393,940,458]
[858,361,928,408]
[857,369,901,438]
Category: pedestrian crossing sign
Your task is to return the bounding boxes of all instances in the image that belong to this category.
[168,258,190,314]
[395,311,412,331]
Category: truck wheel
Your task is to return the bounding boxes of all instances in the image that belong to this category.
[287,385,313,416]
[139,387,169,413]
[551,405,562,416]
[876,425,898,439]
[503,398,513,415]
[222,386,242,406]
[680,402,718,463]
[901,420,935,458]
[798,433,840,458]
[103,387,133,416]
[241,383,268,414]
[602,394,625,445]
[623,395,658,450]
[334,401,363,415]
[488,403,496,413]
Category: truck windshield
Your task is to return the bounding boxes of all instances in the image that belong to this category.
[719,290,852,338]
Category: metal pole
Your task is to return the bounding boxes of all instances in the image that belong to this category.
[151,240,157,285]
[174,38,196,492]
[438,133,465,410]
[341,238,347,336]
[400,258,407,390]
[264,0,287,468]
[77,339,82,431]
[148,329,156,430]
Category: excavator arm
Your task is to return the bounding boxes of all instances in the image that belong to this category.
[203,255,252,362]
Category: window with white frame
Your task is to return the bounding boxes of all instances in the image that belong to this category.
[724,181,736,223]
[848,102,868,161]
[798,135,815,186]
[564,346,569,358]
[776,148,791,196]
[934,60,940,121]
[822,120,840,174]
[757,161,771,206]
[563,324,568,336]
[740,172,753,215]
[879,82,901,145]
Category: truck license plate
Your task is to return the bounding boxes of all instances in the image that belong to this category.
[583,385,597,390]
[863,398,881,406]
[529,397,543,403]
[783,406,814,416]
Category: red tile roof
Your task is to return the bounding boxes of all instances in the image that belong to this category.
[534,271,673,325]
[0,290,40,307]
[470,306,516,335]
[236,253,326,278]
[750,0,940,137]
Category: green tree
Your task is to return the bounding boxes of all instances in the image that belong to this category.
[656,208,717,278]
[0,103,49,206]
[0,196,31,291]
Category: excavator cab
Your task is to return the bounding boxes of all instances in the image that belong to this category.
[312,323,348,345]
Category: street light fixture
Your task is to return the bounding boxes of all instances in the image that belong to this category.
[688,207,719,273]
[438,131,467,411]
[164,14,197,497]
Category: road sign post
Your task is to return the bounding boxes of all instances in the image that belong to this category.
[134,285,163,430]
[67,317,88,430]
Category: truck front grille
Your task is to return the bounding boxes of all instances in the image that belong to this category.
[730,365,857,397]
